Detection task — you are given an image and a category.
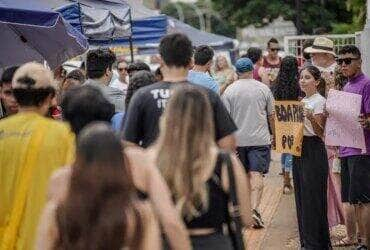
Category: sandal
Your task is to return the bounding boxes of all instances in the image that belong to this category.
[283,184,293,194]
[332,237,357,247]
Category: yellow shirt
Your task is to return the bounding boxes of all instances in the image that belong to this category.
[0,112,75,250]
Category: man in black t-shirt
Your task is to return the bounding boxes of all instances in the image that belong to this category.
[122,33,237,149]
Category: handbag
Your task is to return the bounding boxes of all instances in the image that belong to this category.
[220,152,246,250]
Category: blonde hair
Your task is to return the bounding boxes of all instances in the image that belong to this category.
[12,62,55,89]
[214,55,230,72]
[156,85,216,220]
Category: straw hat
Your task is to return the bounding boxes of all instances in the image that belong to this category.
[304,37,336,56]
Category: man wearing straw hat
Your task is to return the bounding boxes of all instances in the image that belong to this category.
[305,37,338,95]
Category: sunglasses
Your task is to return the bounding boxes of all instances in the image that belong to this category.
[269,48,280,52]
[336,57,359,65]
[118,67,127,72]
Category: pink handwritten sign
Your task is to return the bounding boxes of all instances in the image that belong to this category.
[325,89,366,151]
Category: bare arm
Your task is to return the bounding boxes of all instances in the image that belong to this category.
[268,114,276,149]
[308,113,326,138]
[133,202,162,250]
[217,134,236,151]
[221,153,253,227]
[35,202,59,250]
[125,148,191,250]
[146,165,191,250]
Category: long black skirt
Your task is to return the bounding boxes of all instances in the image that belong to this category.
[292,136,331,250]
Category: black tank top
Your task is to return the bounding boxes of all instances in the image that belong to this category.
[185,153,228,230]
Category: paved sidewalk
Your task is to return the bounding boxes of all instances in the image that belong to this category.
[245,152,355,250]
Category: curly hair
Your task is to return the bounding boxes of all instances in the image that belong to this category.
[333,65,347,91]
[125,70,156,109]
[273,56,300,101]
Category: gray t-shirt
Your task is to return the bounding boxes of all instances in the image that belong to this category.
[222,78,274,146]
[85,79,124,112]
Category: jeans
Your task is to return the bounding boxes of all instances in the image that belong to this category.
[281,153,293,172]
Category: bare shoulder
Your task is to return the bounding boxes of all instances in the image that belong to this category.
[124,147,157,170]
[48,166,72,202]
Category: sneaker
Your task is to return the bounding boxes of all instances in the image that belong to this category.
[252,209,264,229]
[356,245,368,250]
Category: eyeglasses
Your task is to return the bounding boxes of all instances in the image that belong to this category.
[118,67,127,72]
[336,57,359,65]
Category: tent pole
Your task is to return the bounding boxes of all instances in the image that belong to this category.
[129,8,134,63]
[77,1,84,34]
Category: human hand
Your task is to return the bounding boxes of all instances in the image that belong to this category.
[358,114,370,129]
[271,135,276,150]
[323,104,329,118]
[304,107,314,121]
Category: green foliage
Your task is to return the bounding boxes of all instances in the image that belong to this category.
[332,0,366,33]
[210,0,359,34]
[161,0,366,36]
[161,1,236,37]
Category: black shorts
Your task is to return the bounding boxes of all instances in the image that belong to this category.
[236,145,271,174]
[340,155,370,204]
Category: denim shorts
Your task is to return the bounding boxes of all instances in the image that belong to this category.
[281,153,293,172]
[236,145,271,174]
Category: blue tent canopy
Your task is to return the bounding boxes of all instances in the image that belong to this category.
[120,1,234,53]
[114,0,167,46]
[38,0,166,46]
[137,17,235,55]
[168,17,234,50]
[32,0,133,45]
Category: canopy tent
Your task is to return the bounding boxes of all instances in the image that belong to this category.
[118,2,235,54]
[0,0,88,69]
[137,17,235,55]
[33,0,133,46]
[119,0,167,46]
[40,0,166,47]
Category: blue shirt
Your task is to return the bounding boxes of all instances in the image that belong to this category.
[188,70,220,94]
[111,112,125,132]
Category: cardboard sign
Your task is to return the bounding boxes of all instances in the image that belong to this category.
[325,89,366,151]
[274,101,304,156]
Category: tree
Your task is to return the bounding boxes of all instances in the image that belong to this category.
[210,0,353,34]
[332,0,366,33]
[161,1,236,37]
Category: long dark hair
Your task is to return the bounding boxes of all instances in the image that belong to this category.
[54,123,143,250]
[301,66,326,97]
[273,56,300,101]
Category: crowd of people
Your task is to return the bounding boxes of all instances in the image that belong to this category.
[0,32,369,250]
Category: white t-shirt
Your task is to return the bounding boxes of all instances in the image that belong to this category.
[301,93,326,136]
[110,79,128,93]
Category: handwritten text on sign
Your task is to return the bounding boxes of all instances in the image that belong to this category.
[325,89,366,151]
[274,101,304,156]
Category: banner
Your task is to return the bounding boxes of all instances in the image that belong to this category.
[274,101,304,156]
[325,89,366,151]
